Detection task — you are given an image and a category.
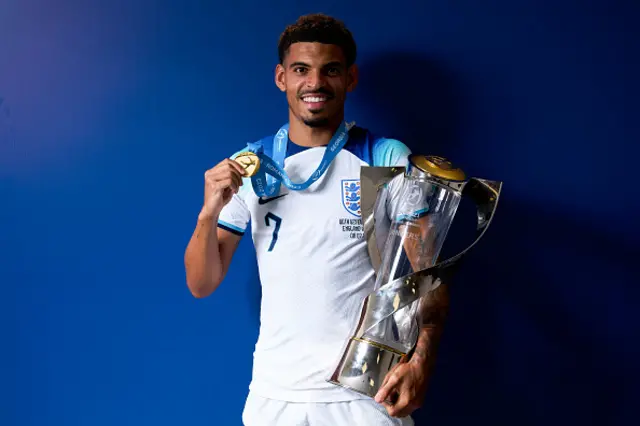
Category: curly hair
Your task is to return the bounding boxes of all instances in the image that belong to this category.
[278,14,357,66]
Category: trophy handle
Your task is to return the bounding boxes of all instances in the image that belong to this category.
[356,176,503,339]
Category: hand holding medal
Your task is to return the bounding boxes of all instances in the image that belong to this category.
[198,158,247,221]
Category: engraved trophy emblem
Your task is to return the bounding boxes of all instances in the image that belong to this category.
[327,154,503,398]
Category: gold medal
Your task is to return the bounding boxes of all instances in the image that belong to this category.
[234,152,261,177]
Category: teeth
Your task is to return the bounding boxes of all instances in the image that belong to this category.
[303,96,326,102]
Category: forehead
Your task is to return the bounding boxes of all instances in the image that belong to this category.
[284,42,346,66]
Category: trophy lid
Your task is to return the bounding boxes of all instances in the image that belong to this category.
[408,154,466,182]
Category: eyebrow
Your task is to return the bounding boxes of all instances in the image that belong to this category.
[289,61,310,69]
[289,61,344,69]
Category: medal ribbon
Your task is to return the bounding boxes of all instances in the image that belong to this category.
[244,121,353,198]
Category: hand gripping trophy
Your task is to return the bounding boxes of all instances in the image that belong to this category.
[326,154,502,398]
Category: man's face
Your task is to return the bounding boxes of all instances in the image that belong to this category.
[275,42,358,128]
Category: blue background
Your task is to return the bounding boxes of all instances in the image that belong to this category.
[2,0,638,425]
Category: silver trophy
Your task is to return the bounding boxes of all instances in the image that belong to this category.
[328,154,502,398]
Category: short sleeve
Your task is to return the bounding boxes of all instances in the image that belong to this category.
[372,138,411,168]
[370,138,412,251]
[371,138,412,220]
[217,151,252,236]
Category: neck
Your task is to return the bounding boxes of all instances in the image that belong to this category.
[288,112,343,148]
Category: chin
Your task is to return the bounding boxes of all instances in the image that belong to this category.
[302,116,330,128]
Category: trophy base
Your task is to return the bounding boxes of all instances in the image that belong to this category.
[327,337,406,399]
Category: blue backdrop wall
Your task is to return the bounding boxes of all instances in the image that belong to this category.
[2,1,638,425]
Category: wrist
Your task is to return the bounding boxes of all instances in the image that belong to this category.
[409,349,431,370]
[198,207,220,222]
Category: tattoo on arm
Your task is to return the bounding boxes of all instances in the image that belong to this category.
[413,330,430,361]
[397,212,451,367]
[420,284,450,326]
[410,285,450,366]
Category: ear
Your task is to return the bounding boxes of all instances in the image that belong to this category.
[275,63,286,92]
[346,63,359,92]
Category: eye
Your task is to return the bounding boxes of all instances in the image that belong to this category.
[327,67,341,76]
[294,67,307,74]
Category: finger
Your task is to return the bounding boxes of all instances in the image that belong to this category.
[216,177,239,194]
[377,366,396,395]
[226,158,247,176]
[211,167,242,190]
[222,187,233,202]
[375,372,400,403]
[386,393,411,418]
[227,177,241,193]
[223,162,246,185]
[227,168,243,190]
[207,160,242,180]
[380,360,404,386]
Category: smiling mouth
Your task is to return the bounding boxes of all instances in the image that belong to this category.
[301,94,332,109]
[302,95,328,102]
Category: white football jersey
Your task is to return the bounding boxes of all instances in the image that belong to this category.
[218,125,411,403]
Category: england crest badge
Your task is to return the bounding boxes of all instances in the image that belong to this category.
[341,179,361,217]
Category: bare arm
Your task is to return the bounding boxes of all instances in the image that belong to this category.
[183,158,246,298]
[375,214,450,416]
[401,214,450,366]
[410,283,449,369]
[184,217,242,298]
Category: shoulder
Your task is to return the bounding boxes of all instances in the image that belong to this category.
[371,137,412,167]
[343,125,411,167]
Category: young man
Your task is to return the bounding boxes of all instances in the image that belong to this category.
[184,14,448,426]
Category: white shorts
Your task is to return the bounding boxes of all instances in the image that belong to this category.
[242,392,415,426]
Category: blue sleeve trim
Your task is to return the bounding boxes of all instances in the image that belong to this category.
[372,138,412,167]
[217,220,245,236]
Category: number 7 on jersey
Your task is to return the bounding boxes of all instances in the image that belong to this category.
[264,212,282,252]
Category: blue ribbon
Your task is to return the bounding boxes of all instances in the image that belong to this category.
[245,121,352,198]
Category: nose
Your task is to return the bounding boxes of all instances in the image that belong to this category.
[305,69,326,89]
